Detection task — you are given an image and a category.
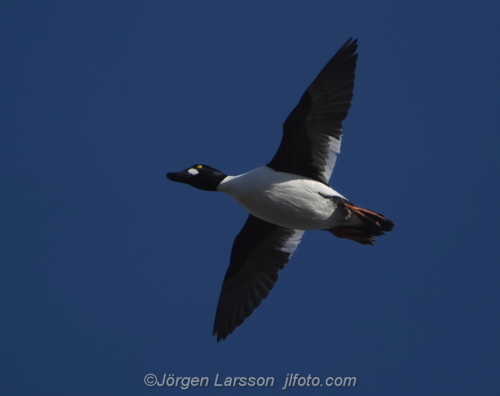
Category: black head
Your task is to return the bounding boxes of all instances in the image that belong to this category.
[166,164,227,191]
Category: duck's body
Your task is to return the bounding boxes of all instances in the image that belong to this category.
[166,38,394,341]
[218,166,348,231]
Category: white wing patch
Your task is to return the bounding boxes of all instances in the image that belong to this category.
[321,136,342,182]
[280,229,305,255]
[188,168,199,175]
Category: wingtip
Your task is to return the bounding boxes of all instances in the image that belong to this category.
[212,329,227,343]
[213,320,231,342]
[342,37,358,52]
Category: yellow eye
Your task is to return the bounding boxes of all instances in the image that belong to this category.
[197,165,202,169]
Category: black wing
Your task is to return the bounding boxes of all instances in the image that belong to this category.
[213,214,304,341]
[267,38,358,185]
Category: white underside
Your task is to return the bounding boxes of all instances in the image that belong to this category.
[217,166,350,230]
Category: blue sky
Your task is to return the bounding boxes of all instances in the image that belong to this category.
[2,1,500,395]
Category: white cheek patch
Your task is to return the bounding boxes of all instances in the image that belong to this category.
[188,168,199,175]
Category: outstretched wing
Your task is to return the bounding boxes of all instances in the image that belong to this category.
[267,38,358,185]
[213,214,304,341]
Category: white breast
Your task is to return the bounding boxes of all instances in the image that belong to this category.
[217,166,346,230]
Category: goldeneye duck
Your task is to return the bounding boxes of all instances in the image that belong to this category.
[166,38,394,342]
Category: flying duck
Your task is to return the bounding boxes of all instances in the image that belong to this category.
[167,38,394,341]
